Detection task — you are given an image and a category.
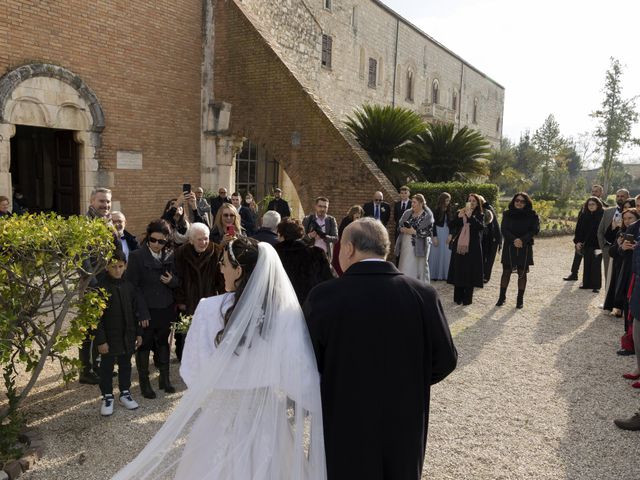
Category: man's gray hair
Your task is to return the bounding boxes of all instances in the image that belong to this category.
[189,222,210,240]
[262,210,281,231]
[90,187,112,198]
[348,217,390,257]
[111,210,125,219]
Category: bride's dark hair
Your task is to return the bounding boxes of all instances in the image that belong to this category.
[216,237,260,344]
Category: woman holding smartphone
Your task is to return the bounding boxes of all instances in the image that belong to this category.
[447,193,485,305]
[210,203,245,245]
[127,219,180,398]
[394,194,434,282]
[574,196,604,292]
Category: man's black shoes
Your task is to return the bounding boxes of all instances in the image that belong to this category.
[563,274,578,281]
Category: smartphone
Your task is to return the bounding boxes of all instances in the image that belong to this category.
[624,233,636,243]
[182,183,191,194]
[226,225,236,236]
[465,202,472,210]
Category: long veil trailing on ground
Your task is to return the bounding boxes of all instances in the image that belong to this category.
[112,242,326,480]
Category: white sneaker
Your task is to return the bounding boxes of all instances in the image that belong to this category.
[119,390,139,410]
[101,394,115,416]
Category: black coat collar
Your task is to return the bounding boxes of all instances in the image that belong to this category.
[343,260,402,276]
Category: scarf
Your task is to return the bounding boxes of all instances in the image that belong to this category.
[456,215,471,255]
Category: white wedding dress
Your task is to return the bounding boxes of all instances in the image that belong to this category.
[112,243,326,480]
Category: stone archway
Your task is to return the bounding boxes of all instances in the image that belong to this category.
[0,63,105,211]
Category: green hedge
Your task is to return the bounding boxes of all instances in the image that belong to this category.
[407,182,499,208]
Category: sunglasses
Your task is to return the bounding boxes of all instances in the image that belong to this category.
[514,198,526,204]
[223,213,235,218]
[148,237,168,245]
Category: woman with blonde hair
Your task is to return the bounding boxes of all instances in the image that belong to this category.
[395,194,434,282]
[210,203,245,245]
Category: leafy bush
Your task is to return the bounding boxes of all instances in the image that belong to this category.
[408,182,499,208]
[0,213,113,462]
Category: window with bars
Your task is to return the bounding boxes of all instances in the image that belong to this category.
[432,80,439,104]
[368,58,377,88]
[235,140,279,201]
[452,91,458,111]
[321,34,332,69]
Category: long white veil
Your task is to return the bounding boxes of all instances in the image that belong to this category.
[113,242,326,479]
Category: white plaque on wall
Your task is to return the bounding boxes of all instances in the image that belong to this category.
[117,151,143,170]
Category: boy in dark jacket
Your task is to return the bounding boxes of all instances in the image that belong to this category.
[95,250,143,416]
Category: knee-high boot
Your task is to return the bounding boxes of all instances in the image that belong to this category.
[136,350,156,399]
[157,344,175,393]
[496,287,507,307]
[516,289,525,309]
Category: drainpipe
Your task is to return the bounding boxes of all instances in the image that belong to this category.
[392,18,399,107]
[458,61,464,130]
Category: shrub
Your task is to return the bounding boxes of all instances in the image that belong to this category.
[407,182,499,208]
[0,213,113,462]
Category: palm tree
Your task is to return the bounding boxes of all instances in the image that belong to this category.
[405,123,491,182]
[345,104,425,188]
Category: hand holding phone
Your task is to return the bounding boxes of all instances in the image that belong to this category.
[182,183,192,194]
[226,225,236,237]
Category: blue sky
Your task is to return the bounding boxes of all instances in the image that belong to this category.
[384,0,640,162]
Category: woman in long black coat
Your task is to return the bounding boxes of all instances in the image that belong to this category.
[447,193,485,305]
[496,192,540,309]
[574,196,605,292]
[480,198,502,283]
[603,200,636,313]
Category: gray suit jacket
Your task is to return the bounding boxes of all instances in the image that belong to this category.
[302,214,338,259]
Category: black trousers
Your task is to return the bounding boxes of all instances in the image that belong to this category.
[99,353,132,396]
[483,242,499,282]
[453,286,474,305]
[582,248,602,289]
[79,330,99,374]
[139,307,174,353]
[570,251,582,275]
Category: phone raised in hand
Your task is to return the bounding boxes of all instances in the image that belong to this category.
[623,233,636,243]
[182,183,192,194]
[226,225,236,237]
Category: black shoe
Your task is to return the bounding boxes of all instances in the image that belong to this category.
[563,274,578,281]
[516,290,524,309]
[617,349,636,356]
[614,412,640,431]
[159,370,176,394]
[79,371,100,385]
[592,289,600,293]
[496,298,505,307]
[579,286,590,289]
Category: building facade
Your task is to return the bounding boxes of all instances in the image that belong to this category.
[0,0,504,233]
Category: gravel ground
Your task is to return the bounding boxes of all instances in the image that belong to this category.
[8,235,639,479]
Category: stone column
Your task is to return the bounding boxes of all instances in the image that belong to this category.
[0,123,16,208]
[214,134,244,191]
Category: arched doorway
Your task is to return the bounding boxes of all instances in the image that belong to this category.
[0,64,105,214]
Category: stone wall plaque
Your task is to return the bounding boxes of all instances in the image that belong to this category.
[117,151,142,170]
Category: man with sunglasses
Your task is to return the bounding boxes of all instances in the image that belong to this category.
[363,191,391,227]
[209,187,231,221]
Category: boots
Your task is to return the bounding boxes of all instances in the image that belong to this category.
[496,287,507,307]
[516,289,525,309]
[135,350,156,399]
[157,345,175,394]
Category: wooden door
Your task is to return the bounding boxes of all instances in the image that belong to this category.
[54,131,79,216]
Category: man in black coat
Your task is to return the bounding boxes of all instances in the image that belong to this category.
[267,187,292,218]
[112,211,139,261]
[393,185,412,233]
[231,192,257,235]
[250,210,281,246]
[363,191,391,226]
[208,186,231,221]
[303,218,457,480]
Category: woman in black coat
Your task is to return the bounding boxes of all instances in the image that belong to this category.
[127,219,180,399]
[603,200,636,313]
[447,193,485,305]
[480,198,502,283]
[574,196,605,292]
[496,192,540,309]
[274,217,334,305]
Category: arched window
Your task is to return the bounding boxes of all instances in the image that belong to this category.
[496,116,501,133]
[359,47,365,79]
[452,91,458,111]
[406,70,414,102]
[473,98,479,124]
[431,80,439,105]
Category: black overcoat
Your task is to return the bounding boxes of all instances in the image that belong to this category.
[303,261,457,480]
[173,242,224,315]
[447,211,485,288]
[500,208,540,269]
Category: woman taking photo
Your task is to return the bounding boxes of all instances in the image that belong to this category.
[447,193,485,305]
[574,196,604,292]
[496,192,540,309]
[429,192,454,281]
[333,205,364,275]
[113,238,326,479]
[126,219,180,399]
[210,203,244,245]
[395,194,434,282]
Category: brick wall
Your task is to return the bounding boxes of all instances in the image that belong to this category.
[0,0,203,235]
[214,1,397,220]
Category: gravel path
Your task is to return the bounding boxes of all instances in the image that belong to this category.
[10,236,639,479]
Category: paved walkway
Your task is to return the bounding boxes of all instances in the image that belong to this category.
[13,236,640,480]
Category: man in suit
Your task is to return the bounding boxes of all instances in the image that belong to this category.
[231,192,256,235]
[251,210,281,246]
[111,211,139,261]
[208,187,231,221]
[564,184,609,281]
[302,196,338,261]
[303,218,457,480]
[597,188,629,283]
[267,187,292,218]
[394,185,412,233]
[363,191,391,226]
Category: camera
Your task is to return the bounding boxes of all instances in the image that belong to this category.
[308,219,327,239]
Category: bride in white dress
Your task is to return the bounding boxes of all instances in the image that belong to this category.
[112,237,326,480]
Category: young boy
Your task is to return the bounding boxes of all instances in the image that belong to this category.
[95,250,143,416]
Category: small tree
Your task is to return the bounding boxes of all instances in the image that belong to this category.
[0,213,113,460]
[533,114,567,194]
[591,57,639,195]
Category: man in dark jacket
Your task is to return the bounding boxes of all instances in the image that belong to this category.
[174,223,224,360]
[231,192,257,235]
[267,188,291,218]
[112,211,139,261]
[303,218,457,480]
[363,191,391,226]
[394,185,412,234]
[251,210,281,246]
[209,187,231,221]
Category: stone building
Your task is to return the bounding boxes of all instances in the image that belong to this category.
[0,0,504,233]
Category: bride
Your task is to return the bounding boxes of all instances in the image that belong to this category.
[113,237,326,479]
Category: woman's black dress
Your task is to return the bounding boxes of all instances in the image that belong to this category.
[574,209,604,289]
[500,208,540,271]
